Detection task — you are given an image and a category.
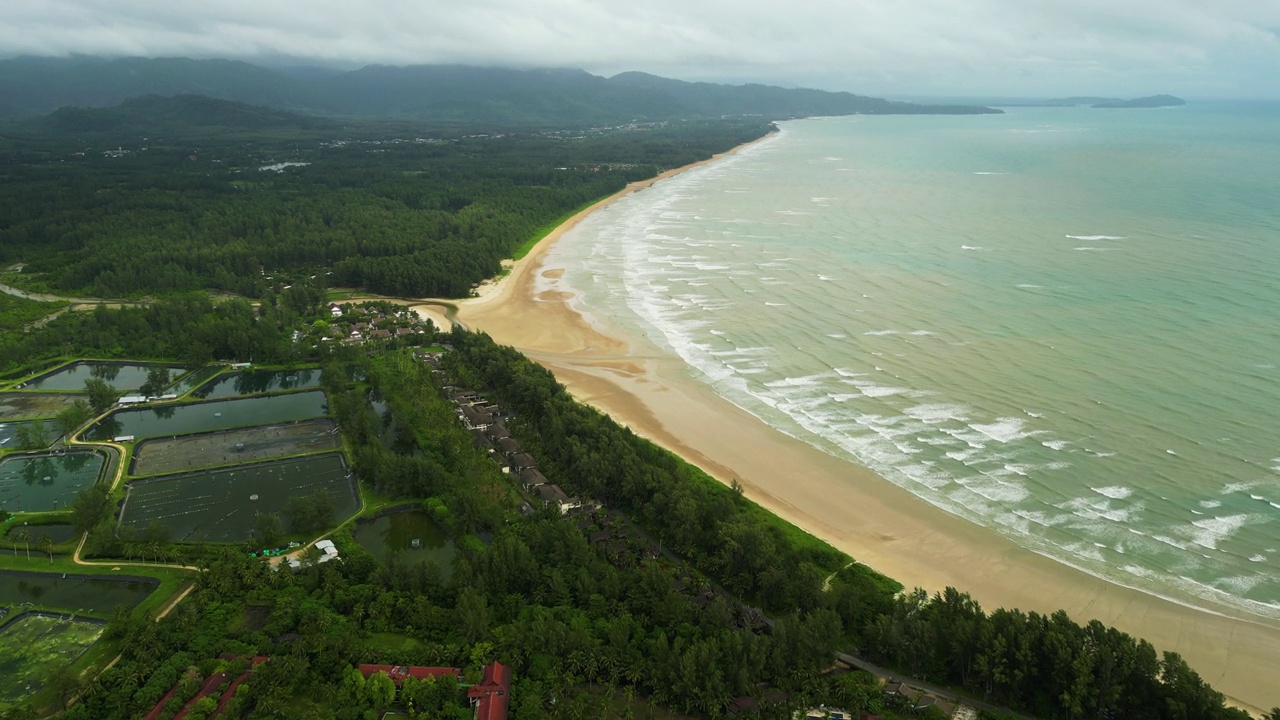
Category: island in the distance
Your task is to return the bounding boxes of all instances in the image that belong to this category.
[1006,94,1186,108]
[1091,94,1186,108]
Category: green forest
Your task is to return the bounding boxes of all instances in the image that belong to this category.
[3,323,1253,720]
[0,108,771,299]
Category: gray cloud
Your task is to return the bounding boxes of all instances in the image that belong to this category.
[1,0,1278,97]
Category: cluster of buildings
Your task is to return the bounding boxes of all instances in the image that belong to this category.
[357,660,510,720]
[440,384,589,517]
[323,302,430,344]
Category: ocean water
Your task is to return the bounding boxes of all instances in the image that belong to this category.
[546,103,1280,620]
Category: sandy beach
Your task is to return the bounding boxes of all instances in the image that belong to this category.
[455,139,1280,712]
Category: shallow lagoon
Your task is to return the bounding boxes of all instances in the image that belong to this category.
[0,452,104,512]
[85,391,328,441]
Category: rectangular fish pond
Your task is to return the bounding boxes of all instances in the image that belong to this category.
[0,612,105,708]
[0,570,157,613]
[18,361,187,392]
[165,364,225,395]
[3,523,79,546]
[354,510,457,581]
[0,451,105,512]
[119,453,359,542]
[0,419,59,450]
[84,390,328,441]
[0,393,84,421]
[192,368,322,399]
[130,419,339,476]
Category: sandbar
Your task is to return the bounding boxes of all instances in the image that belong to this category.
[457,138,1280,712]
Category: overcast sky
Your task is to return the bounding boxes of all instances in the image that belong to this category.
[2,0,1279,98]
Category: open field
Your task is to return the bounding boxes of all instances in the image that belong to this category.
[130,419,340,475]
[120,453,359,542]
[0,393,82,420]
[0,613,104,708]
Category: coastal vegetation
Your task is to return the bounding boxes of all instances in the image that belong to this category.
[0,95,1271,720]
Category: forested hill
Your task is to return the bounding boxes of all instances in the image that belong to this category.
[0,56,1000,126]
[30,95,339,138]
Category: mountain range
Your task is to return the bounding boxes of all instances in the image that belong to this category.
[0,56,1000,127]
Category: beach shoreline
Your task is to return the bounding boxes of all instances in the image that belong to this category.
[455,135,1280,712]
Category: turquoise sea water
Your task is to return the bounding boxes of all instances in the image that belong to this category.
[549,103,1280,620]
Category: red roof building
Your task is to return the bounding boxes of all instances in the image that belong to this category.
[468,661,511,720]
[358,664,461,687]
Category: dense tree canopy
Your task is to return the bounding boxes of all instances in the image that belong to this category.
[0,118,772,299]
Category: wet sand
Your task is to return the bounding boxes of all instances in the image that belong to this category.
[457,140,1280,712]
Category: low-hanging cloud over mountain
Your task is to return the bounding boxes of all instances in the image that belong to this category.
[1,0,1278,98]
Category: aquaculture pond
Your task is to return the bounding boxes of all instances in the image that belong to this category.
[3,523,78,545]
[166,365,224,394]
[354,510,456,580]
[0,570,157,613]
[0,393,82,421]
[18,362,185,392]
[120,453,359,542]
[84,390,328,441]
[0,613,104,708]
[192,368,321,399]
[0,419,59,450]
[0,451,104,512]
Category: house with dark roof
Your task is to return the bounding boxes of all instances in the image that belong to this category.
[520,468,548,490]
[497,437,522,457]
[511,452,537,472]
[534,484,580,515]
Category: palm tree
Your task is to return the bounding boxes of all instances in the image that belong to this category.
[39,533,53,563]
[15,526,31,560]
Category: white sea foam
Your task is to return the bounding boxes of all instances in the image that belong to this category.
[1251,554,1268,562]
[854,384,910,398]
[962,476,1031,503]
[1187,514,1253,550]
[961,245,984,250]
[970,418,1038,443]
[1017,283,1043,289]
[1042,440,1070,451]
[972,171,1009,175]
[863,329,899,336]
[1073,247,1109,251]
[1092,485,1134,500]
[1066,234,1128,241]
[1200,499,1222,509]
[1061,495,1138,523]
[905,403,970,424]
